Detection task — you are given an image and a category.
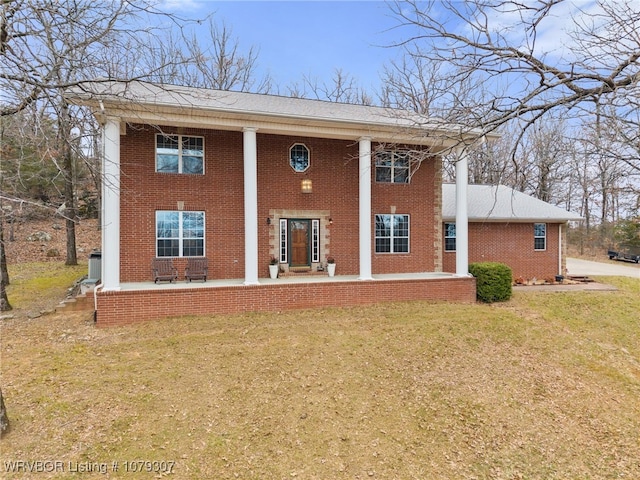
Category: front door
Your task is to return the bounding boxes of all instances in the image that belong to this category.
[289,220,310,267]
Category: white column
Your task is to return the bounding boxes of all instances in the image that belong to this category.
[101,117,121,291]
[358,137,373,280]
[243,127,260,285]
[455,146,469,276]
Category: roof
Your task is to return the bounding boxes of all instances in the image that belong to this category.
[66,80,495,148]
[442,184,583,222]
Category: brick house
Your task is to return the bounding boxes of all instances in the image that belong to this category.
[441,184,582,281]
[69,81,486,326]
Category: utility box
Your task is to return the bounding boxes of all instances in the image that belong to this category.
[88,251,102,281]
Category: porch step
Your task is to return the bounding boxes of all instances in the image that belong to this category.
[280,270,328,278]
[56,294,94,312]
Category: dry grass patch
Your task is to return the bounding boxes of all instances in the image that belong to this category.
[1,277,639,479]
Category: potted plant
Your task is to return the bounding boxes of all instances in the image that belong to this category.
[269,256,279,279]
[326,257,336,277]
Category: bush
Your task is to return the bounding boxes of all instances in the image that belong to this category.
[469,262,513,303]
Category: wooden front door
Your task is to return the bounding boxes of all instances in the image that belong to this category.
[290,220,310,266]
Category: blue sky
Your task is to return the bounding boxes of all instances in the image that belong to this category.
[172,1,406,94]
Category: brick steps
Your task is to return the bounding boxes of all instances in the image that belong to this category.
[56,294,94,312]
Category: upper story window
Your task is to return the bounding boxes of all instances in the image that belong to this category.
[444,223,456,251]
[375,214,410,253]
[375,150,409,183]
[534,223,546,251]
[156,134,204,174]
[289,143,310,172]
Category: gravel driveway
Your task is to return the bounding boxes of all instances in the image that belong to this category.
[567,257,640,279]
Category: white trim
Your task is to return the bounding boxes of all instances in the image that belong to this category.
[243,127,260,285]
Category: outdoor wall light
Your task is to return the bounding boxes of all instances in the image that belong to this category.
[329,218,333,225]
[301,179,313,194]
[266,217,271,225]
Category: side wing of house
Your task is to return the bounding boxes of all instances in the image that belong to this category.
[441,184,582,280]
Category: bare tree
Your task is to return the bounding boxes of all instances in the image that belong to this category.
[285,68,373,105]
[388,0,640,170]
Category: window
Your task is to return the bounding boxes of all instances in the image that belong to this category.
[156,134,204,174]
[444,223,456,251]
[289,144,310,172]
[156,211,205,257]
[375,214,409,253]
[375,151,409,183]
[534,223,546,250]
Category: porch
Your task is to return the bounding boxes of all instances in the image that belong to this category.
[95,273,476,327]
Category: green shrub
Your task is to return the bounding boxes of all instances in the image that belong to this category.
[469,262,513,303]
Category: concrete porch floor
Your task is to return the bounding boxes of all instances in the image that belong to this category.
[118,272,459,291]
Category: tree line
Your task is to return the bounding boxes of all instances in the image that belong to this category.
[2,0,640,311]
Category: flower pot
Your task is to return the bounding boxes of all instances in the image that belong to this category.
[269,264,279,279]
[327,263,336,277]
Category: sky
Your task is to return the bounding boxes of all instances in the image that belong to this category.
[165,1,408,95]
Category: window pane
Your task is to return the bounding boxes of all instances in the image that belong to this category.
[182,239,204,257]
[534,223,546,237]
[376,166,392,182]
[445,223,456,238]
[157,135,179,173]
[182,156,203,174]
[375,238,391,253]
[375,215,391,237]
[394,167,409,183]
[157,239,179,257]
[534,238,546,250]
[157,154,179,173]
[183,212,204,238]
[393,238,409,253]
[183,136,203,153]
[157,212,179,238]
[445,238,457,251]
[393,215,409,236]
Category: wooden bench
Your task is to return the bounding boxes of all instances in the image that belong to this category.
[185,258,208,282]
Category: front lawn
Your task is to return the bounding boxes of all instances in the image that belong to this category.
[1,276,638,479]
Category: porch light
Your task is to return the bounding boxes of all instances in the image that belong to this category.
[301,179,313,194]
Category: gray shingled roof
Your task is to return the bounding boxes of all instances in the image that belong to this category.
[67,80,493,145]
[442,184,583,222]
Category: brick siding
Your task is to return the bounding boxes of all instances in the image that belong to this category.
[120,125,439,282]
[442,222,562,281]
[95,276,476,327]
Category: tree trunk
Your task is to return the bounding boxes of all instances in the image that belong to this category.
[0,218,11,311]
[60,101,78,266]
[0,387,9,436]
[0,215,9,286]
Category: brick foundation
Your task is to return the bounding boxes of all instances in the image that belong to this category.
[95,276,476,327]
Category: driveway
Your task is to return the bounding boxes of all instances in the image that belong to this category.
[567,257,640,279]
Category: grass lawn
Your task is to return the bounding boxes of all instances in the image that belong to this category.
[1,272,639,479]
